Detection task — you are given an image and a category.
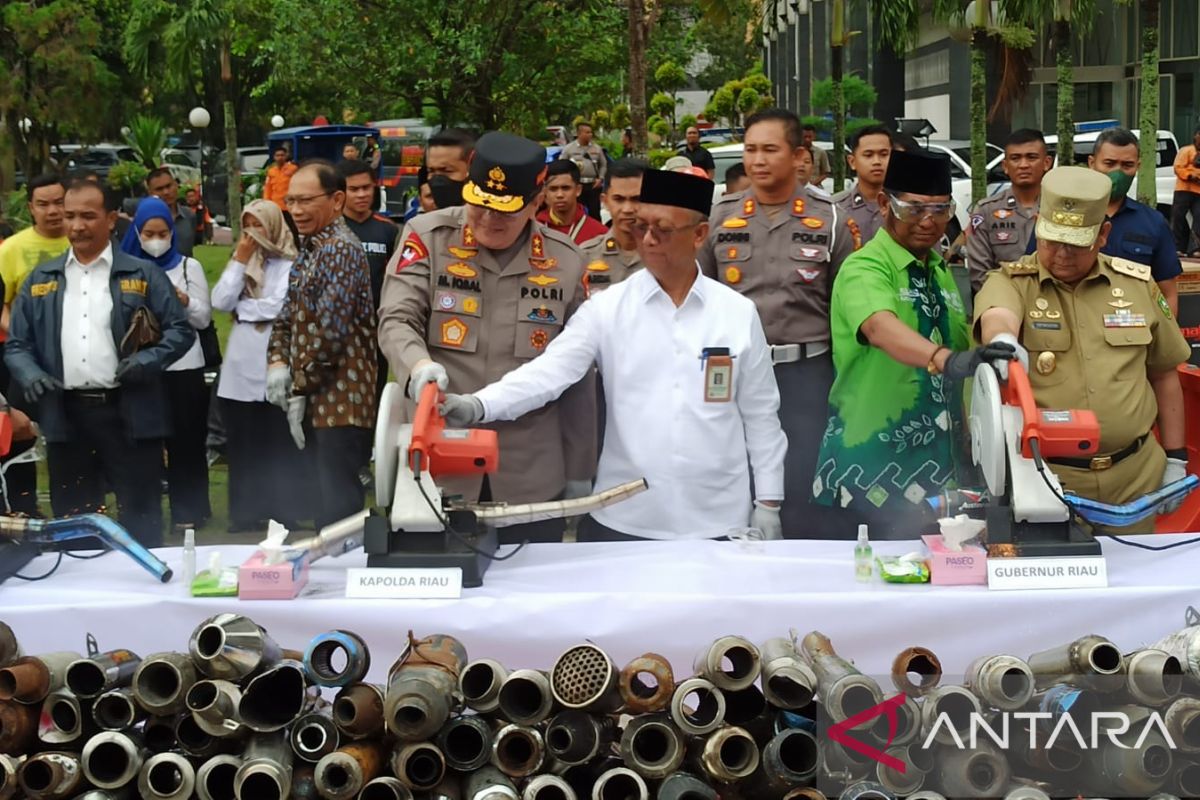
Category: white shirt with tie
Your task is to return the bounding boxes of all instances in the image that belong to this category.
[476,264,787,539]
[60,243,119,390]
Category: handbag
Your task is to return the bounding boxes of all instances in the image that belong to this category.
[183,260,222,368]
[119,307,161,357]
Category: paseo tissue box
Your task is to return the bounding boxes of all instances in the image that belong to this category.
[921,534,988,585]
[237,549,309,600]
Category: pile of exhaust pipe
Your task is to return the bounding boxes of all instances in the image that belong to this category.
[2,615,1200,799]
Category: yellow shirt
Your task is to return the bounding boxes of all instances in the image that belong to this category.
[0,226,69,305]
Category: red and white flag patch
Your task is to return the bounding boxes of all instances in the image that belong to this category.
[395,233,429,272]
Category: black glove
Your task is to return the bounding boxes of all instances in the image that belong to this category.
[23,374,63,403]
[115,358,146,385]
[942,343,1016,381]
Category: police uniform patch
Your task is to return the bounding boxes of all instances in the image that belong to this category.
[29,280,58,297]
[530,257,557,271]
[846,218,863,250]
[448,246,476,259]
[529,328,550,350]
[1159,294,1174,319]
[792,198,806,216]
[801,218,824,230]
[970,214,985,231]
[527,305,558,323]
[797,268,821,283]
[726,247,738,259]
[799,246,822,259]
[742,198,756,217]
[586,260,610,272]
[447,262,478,278]
[725,266,742,284]
[531,233,545,259]
[436,292,457,311]
[605,238,617,251]
[722,217,749,229]
[527,274,558,287]
[396,233,428,272]
[463,297,480,314]
[440,318,468,347]
[462,226,477,248]
[993,209,1014,219]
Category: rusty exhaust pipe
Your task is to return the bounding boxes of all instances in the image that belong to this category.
[0,652,79,704]
[238,659,317,733]
[333,683,384,740]
[291,710,340,763]
[138,752,195,800]
[17,752,83,800]
[1027,634,1123,692]
[491,723,544,778]
[359,776,415,800]
[618,652,674,713]
[800,632,883,724]
[964,655,1035,711]
[694,636,760,692]
[66,650,140,700]
[391,741,446,792]
[589,767,647,800]
[195,753,241,800]
[460,659,507,714]
[314,740,387,800]
[497,669,556,726]
[93,689,143,732]
[0,622,17,667]
[0,698,37,752]
[384,634,467,742]
[189,614,282,681]
[619,713,685,780]
[81,730,144,790]
[463,766,518,800]
[545,709,613,766]
[761,638,817,710]
[186,679,244,739]
[437,714,493,771]
[131,653,197,716]
[669,677,726,736]
[0,754,22,800]
[891,646,942,698]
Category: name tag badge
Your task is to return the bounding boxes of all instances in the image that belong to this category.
[702,347,733,403]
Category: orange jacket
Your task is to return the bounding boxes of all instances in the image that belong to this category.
[1174,145,1200,194]
[264,162,298,208]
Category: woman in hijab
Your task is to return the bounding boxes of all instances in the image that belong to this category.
[211,200,314,532]
[120,196,212,531]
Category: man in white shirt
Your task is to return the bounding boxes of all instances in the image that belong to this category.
[435,169,787,541]
[5,180,194,546]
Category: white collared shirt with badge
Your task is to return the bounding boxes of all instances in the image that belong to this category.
[476,264,787,539]
[61,243,119,389]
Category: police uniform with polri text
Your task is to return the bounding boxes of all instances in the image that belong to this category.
[966,186,1038,293]
[579,234,643,295]
[698,184,855,538]
[974,167,1190,533]
[377,133,597,541]
[832,186,885,251]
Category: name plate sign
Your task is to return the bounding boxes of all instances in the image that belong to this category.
[346,568,463,599]
[986,556,1108,591]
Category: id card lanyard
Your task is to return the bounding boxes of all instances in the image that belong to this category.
[700,347,734,403]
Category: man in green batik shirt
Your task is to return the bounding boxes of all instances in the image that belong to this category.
[813,149,1016,538]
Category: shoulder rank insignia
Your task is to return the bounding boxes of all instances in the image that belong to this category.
[605,237,617,251]
[722,217,748,229]
[1108,257,1151,282]
[792,198,806,216]
[531,233,545,259]
[1000,260,1039,276]
[462,226,477,248]
[742,198,756,217]
[846,218,863,251]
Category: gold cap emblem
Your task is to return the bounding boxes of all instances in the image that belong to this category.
[487,166,507,191]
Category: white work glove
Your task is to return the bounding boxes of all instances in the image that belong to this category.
[564,480,593,500]
[286,396,307,450]
[408,361,449,402]
[750,501,783,541]
[1160,457,1189,514]
[988,332,1028,382]
[440,394,484,428]
[266,365,292,410]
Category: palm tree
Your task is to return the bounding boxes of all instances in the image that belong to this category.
[1135,0,1160,206]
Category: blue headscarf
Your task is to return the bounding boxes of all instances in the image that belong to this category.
[119,196,183,270]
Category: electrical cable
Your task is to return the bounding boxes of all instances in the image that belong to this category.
[411,453,527,561]
[13,550,62,581]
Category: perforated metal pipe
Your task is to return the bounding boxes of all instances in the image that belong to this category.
[551,643,622,714]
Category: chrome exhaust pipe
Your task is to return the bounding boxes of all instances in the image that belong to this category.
[459,479,650,528]
[463,766,517,800]
[81,730,144,790]
[131,653,196,716]
[189,614,282,681]
[937,742,1012,798]
[93,689,143,732]
[691,725,760,783]
[619,713,685,779]
[195,753,241,800]
[1166,697,1200,753]
[522,775,577,800]
[333,683,385,740]
[65,650,140,699]
[920,685,983,746]
[800,632,883,723]
[437,714,493,772]
[669,677,726,736]
[656,772,717,800]
[589,767,647,800]
[1086,705,1174,796]
[874,745,926,796]
[384,634,467,742]
[551,643,622,714]
[752,727,820,792]
[291,710,341,763]
[305,630,371,688]
[838,781,895,800]
[619,653,674,714]
[1124,649,1184,706]
[237,659,317,733]
[964,655,1036,711]
[185,679,244,738]
[358,777,415,800]
[137,752,195,800]
[545,709,613,766]
[491,723,544,778]
[694,635,760,692]
[314,741,388,800]
[761,638,817,709]
[497,669,556,726]
[175,710,228,759]
[460,659,507,714]
[390,741,446,792]
[141,715,178,753]
[1027,634,1124,692]
[234,732,293,800]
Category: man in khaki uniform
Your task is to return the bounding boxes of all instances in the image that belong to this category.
[698,108,855,538]
[378,132,597,543]
[975,166,1190,534]
[966,129,1052,293]
[580,158,647,294]
[833,125,895,251]
[559,122,607,221]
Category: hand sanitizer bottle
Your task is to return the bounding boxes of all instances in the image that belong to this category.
[854,524,872,582]
[182,528,196,591]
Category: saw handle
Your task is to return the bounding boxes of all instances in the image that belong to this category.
[1002,360,1099,459]
[408,382,499,479]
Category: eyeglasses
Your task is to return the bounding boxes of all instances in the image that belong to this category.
[284,192,332,208]
[887,194,956,223]
[633,221,698,241]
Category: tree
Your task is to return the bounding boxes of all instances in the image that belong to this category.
[650,92,679,140]
[1135,0,1160,205]
[125,115,167,170]
[611,104,631,131]
[811,76,878,118]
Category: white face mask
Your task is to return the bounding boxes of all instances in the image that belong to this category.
[140,236,171,258]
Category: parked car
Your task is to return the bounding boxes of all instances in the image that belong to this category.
[1043,128,1178,215]
[62,144,139,181]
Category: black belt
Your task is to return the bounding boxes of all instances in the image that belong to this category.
[64,388,119,405]
[1047,433,1148,471]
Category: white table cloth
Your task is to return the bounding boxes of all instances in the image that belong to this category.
[1,537,1195,683]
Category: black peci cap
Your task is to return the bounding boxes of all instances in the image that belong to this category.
[462,131,548,212]
[883,148,953,196]
[637,168,714,217]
